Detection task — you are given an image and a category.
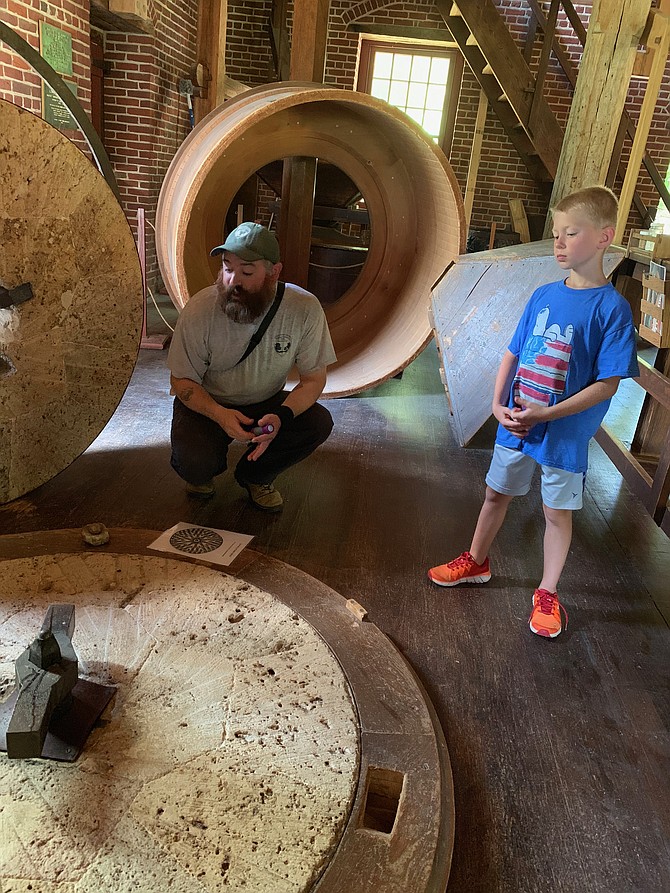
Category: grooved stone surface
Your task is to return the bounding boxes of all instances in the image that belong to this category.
[0,99,142,504]
[0,553,359,892]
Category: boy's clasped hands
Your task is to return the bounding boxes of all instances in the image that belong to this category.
[494,400,549,439]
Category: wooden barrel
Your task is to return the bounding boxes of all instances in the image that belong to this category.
[156,83,464,397]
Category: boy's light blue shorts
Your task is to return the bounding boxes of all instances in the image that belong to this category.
[485,444,585,510]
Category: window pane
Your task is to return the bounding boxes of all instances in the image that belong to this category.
[374,52,394,79]
[364,44,454,145]
[405,107,424,127]
[392,54,412,80]
[425,84,446,110]
[410,55,431,83]
[371,78,390,102]
[423,109,443,136]
[430,57,450,82]
[389,80,409,107]
[407,82,428,108]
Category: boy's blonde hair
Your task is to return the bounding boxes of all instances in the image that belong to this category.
[551,185,618,229]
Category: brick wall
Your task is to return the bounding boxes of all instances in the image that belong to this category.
[1,0,668,288]
[225,0,670,243]
[102,0,198,289]
[0,0,92,150]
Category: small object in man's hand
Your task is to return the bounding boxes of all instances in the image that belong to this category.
[251,424,274,436]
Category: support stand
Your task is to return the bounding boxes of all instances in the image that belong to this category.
[138,207,171,350]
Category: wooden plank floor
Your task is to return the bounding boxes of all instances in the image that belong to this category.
[1,339,669,893]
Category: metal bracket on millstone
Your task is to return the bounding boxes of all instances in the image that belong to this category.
[0,282,33,310]
[0,604,116,761]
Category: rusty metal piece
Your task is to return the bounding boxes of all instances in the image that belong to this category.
[6,605,78,759]
[0,282,33,310]
[0,604,116,761]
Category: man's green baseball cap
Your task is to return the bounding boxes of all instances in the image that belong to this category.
[210,222,280,264]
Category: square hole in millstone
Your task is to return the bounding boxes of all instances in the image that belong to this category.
[359,766,404,834]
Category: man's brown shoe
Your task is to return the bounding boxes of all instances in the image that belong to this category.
[235,474,283,512]
[185,480,215,499]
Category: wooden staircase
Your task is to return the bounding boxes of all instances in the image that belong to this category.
[436,0,563,190]
[436,0,668,223]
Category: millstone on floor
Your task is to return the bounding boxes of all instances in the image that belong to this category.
[0,531,453,893]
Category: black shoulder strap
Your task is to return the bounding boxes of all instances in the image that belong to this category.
[235,282,285,366]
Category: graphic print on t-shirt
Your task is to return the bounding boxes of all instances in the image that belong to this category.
[513,306,574,406]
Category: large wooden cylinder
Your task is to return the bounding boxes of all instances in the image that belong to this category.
[156,83,464,397]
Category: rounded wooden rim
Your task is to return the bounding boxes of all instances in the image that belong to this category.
[156,83,464,397]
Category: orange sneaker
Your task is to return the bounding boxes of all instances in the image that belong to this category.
[529,589,568,638]
[428,551,491,587]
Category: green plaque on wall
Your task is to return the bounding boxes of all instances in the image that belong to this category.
[43,81,78,131]
[39,21,73,76]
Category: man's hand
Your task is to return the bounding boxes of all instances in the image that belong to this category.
[244,411,281,461]
[217,407,255,441]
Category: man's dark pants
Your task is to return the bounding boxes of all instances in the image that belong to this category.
[170,391,333,487]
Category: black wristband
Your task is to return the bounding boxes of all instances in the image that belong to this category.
[275,405,295,427]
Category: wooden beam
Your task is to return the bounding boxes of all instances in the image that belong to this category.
[194,0,227,122]
[615,11,670,243]
[269,0,290,81]
[289,0,331,81]
[526,0,658,224]
[347,24,454,44]
[463,90,488,228]
[632,349,670,472]
[278,158,318,289]
[528,0,559,135]
[509,198,530,243]
[280,0,331,288]
[546,0,652,235]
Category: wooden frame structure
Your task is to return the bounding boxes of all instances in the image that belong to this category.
[595,356,670,530]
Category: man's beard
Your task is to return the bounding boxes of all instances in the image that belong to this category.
[216,271,276,324]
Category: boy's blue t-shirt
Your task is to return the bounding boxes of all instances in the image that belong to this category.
[495,279,639,473]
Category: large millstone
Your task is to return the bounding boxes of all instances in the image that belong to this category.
[0,531,455,893]
[0,99,143,504]
[0,551,359,892]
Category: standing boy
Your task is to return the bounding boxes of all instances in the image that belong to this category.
[428,186,639,638]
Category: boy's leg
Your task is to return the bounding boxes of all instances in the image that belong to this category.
[529,466,582,637]
[469,486,514,565]
[428,446,532,586]
[539,504,572,593]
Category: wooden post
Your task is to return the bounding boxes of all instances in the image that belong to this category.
[463,90,488,229]
[528,0,559,136]
[278,157,318,290]
[509,199,531,243]
[195,0,228,122]
[270,0,290,81]
[279,0,331,287]
[545,0,652,236]
[289,0,331,81]
[615,11,670,244]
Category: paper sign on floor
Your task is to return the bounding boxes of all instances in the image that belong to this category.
[148,522,253,565]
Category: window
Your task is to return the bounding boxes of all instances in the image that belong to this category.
[357,40,462,153]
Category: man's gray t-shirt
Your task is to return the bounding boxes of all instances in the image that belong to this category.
[168,284,337,405]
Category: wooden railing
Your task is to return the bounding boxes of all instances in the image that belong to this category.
[595,355,670,530]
